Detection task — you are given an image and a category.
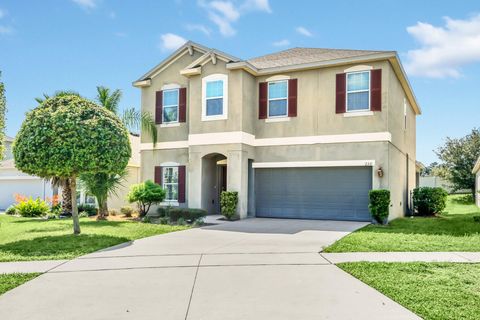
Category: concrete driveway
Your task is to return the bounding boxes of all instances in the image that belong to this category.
[0,217,420,320]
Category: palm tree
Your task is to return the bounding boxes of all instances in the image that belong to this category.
[80,170,127,219]
[95,86,157,144]
[89,86,157,219]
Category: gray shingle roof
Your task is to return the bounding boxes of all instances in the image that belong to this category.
[247,47,392,69]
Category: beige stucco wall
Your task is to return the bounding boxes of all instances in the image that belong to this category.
[140,49,204,144]
[137,46,418,220]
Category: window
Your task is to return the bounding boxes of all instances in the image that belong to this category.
[206,80,223,116]
[268,80,288,117]
[163,167,178,202]
[202,74,228,120]
[162,89,179,123]
[346,71,370,112]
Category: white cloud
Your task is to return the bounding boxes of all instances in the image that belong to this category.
[241,0,271,13]
[0,9,5,19]
[273,39,290,47]
[198,0,271,37]
[208,12,236,36]
[186,24,211,36]
[296,26,313,37]
[405,14,480,78]
[72,0,98,9]
[108,11,116,19]
[0,25,12,34]
[210,1,240,21]
[159,33,187,51]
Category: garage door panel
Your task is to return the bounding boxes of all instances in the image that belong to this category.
[255,167,372,221]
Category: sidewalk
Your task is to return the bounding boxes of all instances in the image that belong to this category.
[1,252,479,275]
[0,260,67,274]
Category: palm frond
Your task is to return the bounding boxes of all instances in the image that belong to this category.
[121,107,157,145]
[96,86,122,114]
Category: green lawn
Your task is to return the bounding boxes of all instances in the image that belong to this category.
[325,194,480,252]
[0,273,40,295]
[339,262,480,320]
[0,215,188,262]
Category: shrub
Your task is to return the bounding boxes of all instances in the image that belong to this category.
[168,208,207,222]
[177,217,186,226]
[127,180,165,217]
[78,212,89,218]
[109,209,118,216]
[120,206,134,217]
[78,204,97,217]
[220,191,238,220]
[159,216,170,225]
[368,190,390,224]
[193,217,205,227]
[15,198,50,217]
[5,205,16,215]
[413,187,448,216]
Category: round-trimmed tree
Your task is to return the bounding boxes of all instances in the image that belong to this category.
[13,95,131,234]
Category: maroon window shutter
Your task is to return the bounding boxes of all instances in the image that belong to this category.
[179,88,187,122]
[178,165,186,203]
[288,79,298,117]
[335,73,346,114]
[155,91,163,124]
[370,69,382,111]
[259,82,268,119]
[154,166,162,185]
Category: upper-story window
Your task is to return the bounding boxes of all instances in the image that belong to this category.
[163,166,178,202]
[346,71,370,112]
[202,74,228,121]
[268,80,288,117]
[162,89,179,123]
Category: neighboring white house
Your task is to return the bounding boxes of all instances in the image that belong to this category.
[473,156,480,207]
[1,133,140,212]
[0,136,55,210]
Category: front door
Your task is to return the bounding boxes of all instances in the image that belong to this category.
[215,165,227,214]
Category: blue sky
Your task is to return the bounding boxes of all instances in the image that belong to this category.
[0,0,479,165]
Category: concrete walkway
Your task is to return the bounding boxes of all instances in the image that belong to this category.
[0,217,422,320]
[3,251,480,275]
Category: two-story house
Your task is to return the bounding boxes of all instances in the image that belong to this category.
[133,41,420,221]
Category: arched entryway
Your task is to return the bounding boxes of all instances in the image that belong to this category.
[201,153,227,214]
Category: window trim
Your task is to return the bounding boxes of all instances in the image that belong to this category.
[346,70,371,113]
[162,166,179,202]
[202,74,228,121]
[162,88,180,124]
[267,79,289,118]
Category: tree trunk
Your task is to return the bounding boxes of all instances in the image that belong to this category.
[62,180,72,215]
[70,177,81,235]
[97,199,108,220]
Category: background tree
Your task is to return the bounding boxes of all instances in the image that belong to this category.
[435,128,480,198]
[420,162,439,177]
[14,95,131,234]
[0,72,7,161]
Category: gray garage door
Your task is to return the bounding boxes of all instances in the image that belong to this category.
[255,167,372,221]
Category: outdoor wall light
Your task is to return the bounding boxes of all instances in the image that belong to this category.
[377,167,384,178]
